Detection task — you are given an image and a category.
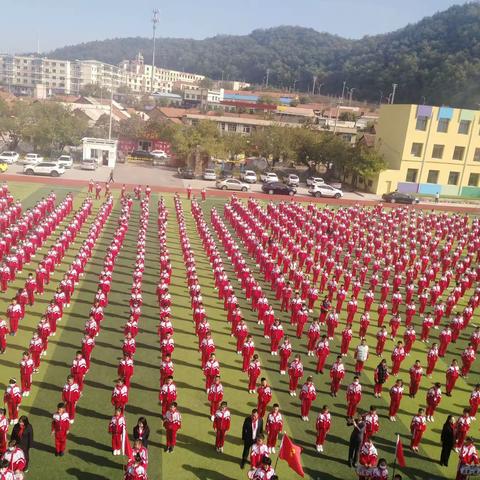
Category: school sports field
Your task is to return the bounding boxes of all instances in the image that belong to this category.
[0,179,478,480]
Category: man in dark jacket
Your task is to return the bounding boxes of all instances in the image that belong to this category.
[241,409,263,469]
[347,414,365,468]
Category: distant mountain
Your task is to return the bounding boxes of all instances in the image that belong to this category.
[49,3,480,107]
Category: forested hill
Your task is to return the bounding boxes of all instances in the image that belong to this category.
[48,2,480,107]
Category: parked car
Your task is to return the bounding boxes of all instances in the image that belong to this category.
[203,169,217,181]
[0,151,19,164]
[262,182,296,196]
[308,183,343,198]
[23,153,43,165]
[240,170,257,183]
[216,178,250,192]
[81,158,98,171]
[24,162,65,177]
[178,168,195,179]
[382,191,419,204]
[0,162,8,173]
[260,172,279,183]
[306,176,325,186]
[150,150,168,159]
[129,150,153,160]
[286,174,300,187]
[57,155,73,169]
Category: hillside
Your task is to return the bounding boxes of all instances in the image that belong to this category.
[48,3,480,107]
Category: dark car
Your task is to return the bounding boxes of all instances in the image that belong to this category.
[179,168,195,179]
[262,182,296,196]
[382,191,419,204]
[130,150,155,160]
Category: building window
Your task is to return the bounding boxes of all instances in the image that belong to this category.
[447,171,460,185]
[243,126,251,134]
[468,173,480,186]
[473,148,480,162]
[227,124,236,132]
[432,144,444,159]
[453,146,465,161]
[410,143,423,157]
[458,120,471,135]
[427,170,439,184]
[405,168,419,182]
[416,117,428,131]
[437,118,449,133]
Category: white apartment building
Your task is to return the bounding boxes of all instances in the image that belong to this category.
[0,52,205,96]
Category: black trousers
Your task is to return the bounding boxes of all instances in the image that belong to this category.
[348,440,360,466]
[440,444,452,466]
[242,440,254,463]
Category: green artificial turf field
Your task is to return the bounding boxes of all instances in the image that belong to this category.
[0,182,476,480]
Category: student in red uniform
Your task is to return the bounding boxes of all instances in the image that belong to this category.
[256,378,272,418]
[247,355,261,394]
[299,376,317,421]
[19,351,34,397]
[51,402,70,456]
[288,355,304,396]
[315,405,331,453]
[388,379,404,421]
[426,382,442,422]
[62,375,80,424]
[446,359,460,396]
[409,360,424,398]
[0,318,8,354]
[329,355,345,397]
[111,377,128,412]
[163,402,181,452]
[160,376,177,418]
[265,404,282,454]
[470,384,480,419]
[70,351,87,392]
[346,377,362,418]
[455,408,472,450]
[213,401,231,453]
[108,407,125,456]
[410,408,427,452]
[6,299,21,336]
[207,375,223,421]
[3,379,21,425]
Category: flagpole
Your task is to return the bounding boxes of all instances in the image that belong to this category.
[274,432,285,471]
[392,433,398,479]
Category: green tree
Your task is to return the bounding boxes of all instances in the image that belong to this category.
[80,83,111,98]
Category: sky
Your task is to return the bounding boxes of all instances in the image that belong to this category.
[0,0,471,54]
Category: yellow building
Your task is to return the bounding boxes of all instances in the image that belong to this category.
[372,104,480,197]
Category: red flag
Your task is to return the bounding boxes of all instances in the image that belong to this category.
[396,434,406,467]
[278,434,305,477]
[122,424,133,459]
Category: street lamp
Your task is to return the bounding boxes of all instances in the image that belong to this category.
[151,8,160,93]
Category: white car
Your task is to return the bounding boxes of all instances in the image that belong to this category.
[151,150,168,159]
[203,169,217,181]
[216,178,250,192]
[24,161,65,177]
[286,174,300,186]
[260,172,279,183]
[81,158,97,171]
[24,153,44,165]
[240,170,257,183]
[308,183,343,199]
[57,155,73,169]
[0,151,19,164]
[306,176,325,186]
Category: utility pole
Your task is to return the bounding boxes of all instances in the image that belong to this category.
[312,75,317,95]
[341,80,347,101]
[318,83,324,97]
[108,87,114,140]
[391,83,398,104]
[349,88,355,105]
[265,68,270,88]
[151,8,160,93]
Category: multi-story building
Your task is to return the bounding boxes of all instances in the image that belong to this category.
[372,104,480,197]
[0,52,205,96]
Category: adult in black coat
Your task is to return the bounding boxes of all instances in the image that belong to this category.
[133,417,150,448]
[347,415,365,468]
[241,409,263,469]
[11,416,33,471]
[440,415,455,467]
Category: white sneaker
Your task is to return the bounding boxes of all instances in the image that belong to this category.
[211,415,214,422]
[271,447,275,454]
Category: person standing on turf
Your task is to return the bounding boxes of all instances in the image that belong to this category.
[265,404,282,454]
[315,405,331,454]
[240,409,263,469]
[62,376,80,424]
[108,407,125,456]
[410,408,427,452]
[163,402,181,453]
[52,403,70,457]
[3,379,21,425]
[207,376,223,422]
[213,401,231,453]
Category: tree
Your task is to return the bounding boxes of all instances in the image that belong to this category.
[198,77,214,89]
[117,115,146,140]
[80,83,111,98]
[337,144,386,187]
[339,111,359,122]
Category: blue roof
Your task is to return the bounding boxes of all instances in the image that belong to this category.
[223,93,259,102]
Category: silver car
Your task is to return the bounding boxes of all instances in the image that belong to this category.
[216,178,250,192]
[81,158,97,170]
